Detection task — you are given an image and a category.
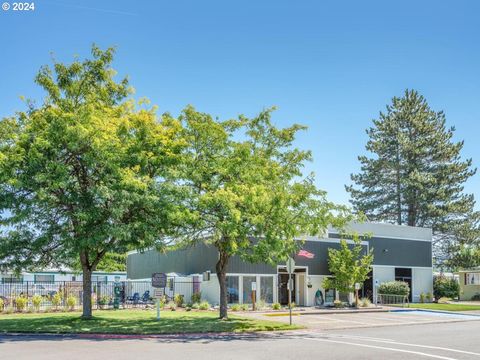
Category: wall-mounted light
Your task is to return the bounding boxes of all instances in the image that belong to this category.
[383,249,389,253]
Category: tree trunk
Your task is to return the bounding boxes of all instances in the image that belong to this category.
[395,141,402,225]
[216,249,229,319]
[82,266,93,319]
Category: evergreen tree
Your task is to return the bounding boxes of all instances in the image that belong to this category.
[346,89,480,267]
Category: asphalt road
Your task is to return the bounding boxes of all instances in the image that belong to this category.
[1,318,480,359]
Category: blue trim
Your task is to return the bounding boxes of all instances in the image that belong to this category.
[390,308,480,317]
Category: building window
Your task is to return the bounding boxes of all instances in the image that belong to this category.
[242,276,256,304]
[466,273,480,285]
[260,276,274,303]
[92,275,108,284]
[1,276,23,284]
[34,275,54,283]
[226,276,239,304]
[71,276,76,282]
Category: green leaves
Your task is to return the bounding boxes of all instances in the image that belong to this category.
[176,106,352,265]
[0,46,184,274]
[346,89,480,268]
[323,235,374,294]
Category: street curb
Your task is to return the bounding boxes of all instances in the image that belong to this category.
[0,330,289,340]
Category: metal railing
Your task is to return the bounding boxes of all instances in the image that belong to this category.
[0,278,199,312]
[376,293,409,307]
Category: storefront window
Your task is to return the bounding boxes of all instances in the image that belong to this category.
[260,276,274,303]
[242,276,256,304]
[226,276,239,304]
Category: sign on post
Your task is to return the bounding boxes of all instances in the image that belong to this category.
[286,258,295,274]
[154,288,164,298]
[286,258,295,325]
[152,273,166,321]
[152,273,167,288]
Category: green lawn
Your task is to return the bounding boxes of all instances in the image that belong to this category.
[0,309,301,334]
[402,303,480,312]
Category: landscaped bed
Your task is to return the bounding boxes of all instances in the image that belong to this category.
[398,303,480,312]
[0,309,301,334]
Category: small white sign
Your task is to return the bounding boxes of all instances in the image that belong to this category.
[286,258,295,274]
[251,282,257,291]
[355,283,361,290]
[154,288,164,298]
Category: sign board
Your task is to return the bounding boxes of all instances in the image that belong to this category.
[286,258,295,274]
[355,283,361,290]
[154,288,164,299]
[152,273,167,288]
[251,282,257,291]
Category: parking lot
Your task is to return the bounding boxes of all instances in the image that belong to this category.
[248,309,480,331]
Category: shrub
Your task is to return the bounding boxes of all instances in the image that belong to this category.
[199,301,210,310]
[471,293,480,301]
[426,292,433,302]
[419,292,426,303]
[191,302,200,310]
[174,294,184,308]
[378,281,410,296]
[231,304,241,311]
[0,297,4,312]
[5,306,14,314]
[191,292,201,304]
[51,293,63,310]
[272,302,281,310]
[438,297,451,304]
[98,295,110,307]
[32,295,43,312]
[15,296,28,312]
[240,303,249,311]
[290,302,296,309]
[333,300,343,308]
[433,275,459,300]
[359,297,371,307]
[167,301,177,310]
[66,295,77,310]
[256,299,267,310]
[159,295,166,309]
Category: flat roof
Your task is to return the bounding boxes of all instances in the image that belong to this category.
[329,222,432,242]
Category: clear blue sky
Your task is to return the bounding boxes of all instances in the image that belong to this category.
[1,0,479,208]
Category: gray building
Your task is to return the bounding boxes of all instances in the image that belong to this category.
[127,222,433,306]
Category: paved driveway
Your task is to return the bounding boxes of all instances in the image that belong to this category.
[245,309,480,331]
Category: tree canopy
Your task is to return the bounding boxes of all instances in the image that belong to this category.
[323,235,373,297]
[175,106,352,318]
[346,89,480,268]
[0,46,184,317]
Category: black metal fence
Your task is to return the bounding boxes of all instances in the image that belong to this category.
[0,277,200,312]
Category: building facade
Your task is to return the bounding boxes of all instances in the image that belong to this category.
[457,268,480,301]
[127,223,433,306]
[0,270,127,284]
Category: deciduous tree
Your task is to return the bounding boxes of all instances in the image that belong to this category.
[176,106,352,319]
[0,46,184,318]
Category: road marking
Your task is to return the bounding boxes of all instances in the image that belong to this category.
[327,334,480,357]
[303,337,459,360]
